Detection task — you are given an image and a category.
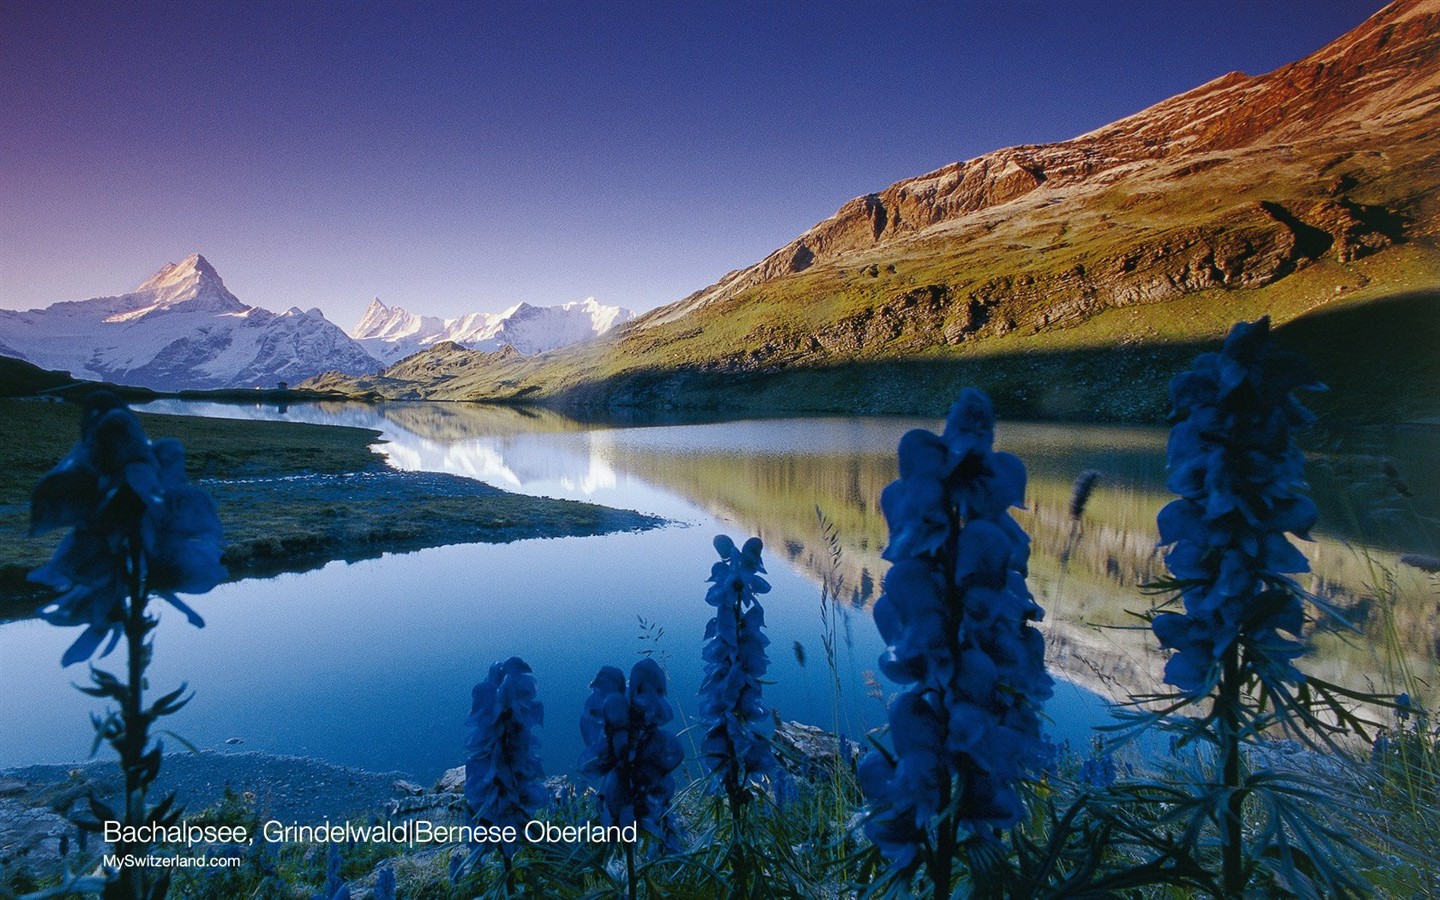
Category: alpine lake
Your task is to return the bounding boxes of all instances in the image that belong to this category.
[0,399,1435,784]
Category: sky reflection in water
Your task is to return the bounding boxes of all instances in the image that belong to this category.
[0,400,1289,779]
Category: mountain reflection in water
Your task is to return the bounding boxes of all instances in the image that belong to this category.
[142,400,1439,712]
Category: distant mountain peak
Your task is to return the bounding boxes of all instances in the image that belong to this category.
[349,297,447,342]
[138,252,222,292]
[122,252,245,316]
[0,254,379,390]
[348,296,635,362]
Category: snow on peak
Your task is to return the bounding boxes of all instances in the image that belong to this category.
[136,253,226,295]
[349,296,635,363]
[562,296,632,334]
[0,254,380,390]
[113,252,247,318]
[138,252,219,289]
[350,297,393,338]
[349,298,447,342]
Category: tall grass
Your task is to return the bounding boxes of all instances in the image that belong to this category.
[814,509,858,843]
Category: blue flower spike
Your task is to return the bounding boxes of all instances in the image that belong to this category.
[29,392,225,666]
[1151,318,1325,696]
[578,658,684,847]
[861,388,1053,883]
[699,533,776,808]
[464,656,546,860]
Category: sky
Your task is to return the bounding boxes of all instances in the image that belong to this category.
[0,0,1390,327]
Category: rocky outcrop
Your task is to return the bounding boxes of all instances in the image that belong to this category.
[0,778,73,875]
[705,192,1405,374]
[773,721,861,779]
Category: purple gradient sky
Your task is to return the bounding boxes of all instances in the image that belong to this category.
[0,0,1388,326]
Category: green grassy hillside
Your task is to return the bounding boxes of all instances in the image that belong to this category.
[298,2,1440,424]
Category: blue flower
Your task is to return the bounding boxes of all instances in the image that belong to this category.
[464,656,546,858]
[1079,753,1117,788]
[29,393,225,666]
[1152,318,1323,695]
[862,389,1053,874]
[858,693,946,869]
[1396,692,1413,723]
[312,845,349,900]
[373,866,396,900]
[578,658,684,846]
[698,534,776,804]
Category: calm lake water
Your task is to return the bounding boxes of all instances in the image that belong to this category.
[0,400,1434,783]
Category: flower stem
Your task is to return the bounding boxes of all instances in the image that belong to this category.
[625,841,636,900]
[119,537,151,900]
[1219,641,1244,898]
[728,807,751,897]
[933,805,955,900]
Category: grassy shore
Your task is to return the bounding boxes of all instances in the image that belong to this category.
[0,398,661,611]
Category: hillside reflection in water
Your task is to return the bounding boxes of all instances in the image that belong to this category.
[147,400,1440,712]
[0,398,1417,777]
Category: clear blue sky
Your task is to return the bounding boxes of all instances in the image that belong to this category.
[0,0,1389,325]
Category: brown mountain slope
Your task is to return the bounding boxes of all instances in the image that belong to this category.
[645,0,1439,324]
[304,0,1440,422]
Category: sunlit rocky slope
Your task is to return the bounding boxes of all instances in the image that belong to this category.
[305,0,1440,422]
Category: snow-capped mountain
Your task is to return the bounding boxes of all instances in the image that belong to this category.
[0,254,380,390]
[350,298,448,346]
[351,297,634,363]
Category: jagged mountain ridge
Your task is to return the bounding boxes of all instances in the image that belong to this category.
[351,299,447,346]
[351,297,634,363]
[1,256,636,390]
[0,254,381,390]
[301,0,1439,422]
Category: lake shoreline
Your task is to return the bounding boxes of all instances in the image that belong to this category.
[0,398,665,618]
[0,723,1367,892]
[0,749,427,875]
[0,719,862,882]
[206,468,665,589]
